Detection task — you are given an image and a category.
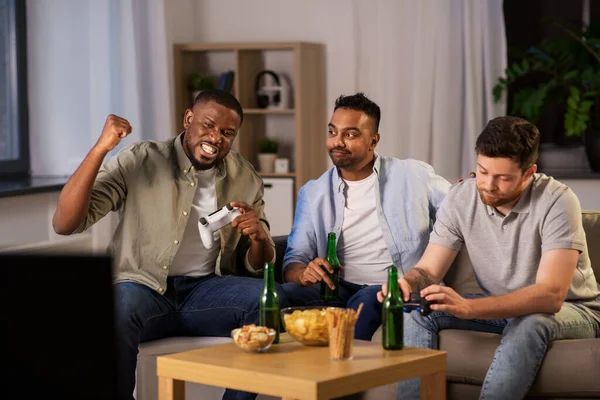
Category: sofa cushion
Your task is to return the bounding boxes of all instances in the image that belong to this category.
[443,246,483,294]
[439,329,600,397]
[582,210,600,282]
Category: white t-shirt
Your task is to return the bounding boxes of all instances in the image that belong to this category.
[169,168,220,276]
[338,172,393,285]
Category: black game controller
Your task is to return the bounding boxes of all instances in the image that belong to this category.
[403,292,435,316]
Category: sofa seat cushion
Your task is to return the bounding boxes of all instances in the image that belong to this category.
[138,336,232,357]
[439,329,600,397]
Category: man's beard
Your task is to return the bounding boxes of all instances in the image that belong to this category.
[184,138,218,171]
[191,158,216,171]
[477,188,521,208]
[329,149,355,169]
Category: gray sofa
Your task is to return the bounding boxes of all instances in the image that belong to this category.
[135,210,600,399]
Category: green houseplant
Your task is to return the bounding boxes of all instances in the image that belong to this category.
[187,72,216,103]
[257,137,280,154]
[493,18,600,171]
[493,19,600,137]
[256,137,279,173]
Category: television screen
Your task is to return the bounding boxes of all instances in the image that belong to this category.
[0,253,118,399]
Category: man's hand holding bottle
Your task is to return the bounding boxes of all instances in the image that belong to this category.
[298,258,341,290]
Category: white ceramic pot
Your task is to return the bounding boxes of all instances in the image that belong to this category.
[257,153,277,173]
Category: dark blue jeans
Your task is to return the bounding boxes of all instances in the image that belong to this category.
[113,274,289,400]
[280,280,382,340]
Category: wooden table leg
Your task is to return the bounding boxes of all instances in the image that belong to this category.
[158,376,185,400]
[420,370,446,400]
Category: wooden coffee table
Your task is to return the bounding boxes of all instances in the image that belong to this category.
[156,333,446,400]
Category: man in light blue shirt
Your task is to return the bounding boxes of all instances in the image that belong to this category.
[281,92,451,340]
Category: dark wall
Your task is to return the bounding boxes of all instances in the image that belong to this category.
[502,0,597,144]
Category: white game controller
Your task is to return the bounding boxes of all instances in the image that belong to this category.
[198,204,242,249]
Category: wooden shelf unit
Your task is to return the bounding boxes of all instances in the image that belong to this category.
[172,41,326,203]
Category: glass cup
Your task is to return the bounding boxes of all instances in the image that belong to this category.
[328,324,355,361]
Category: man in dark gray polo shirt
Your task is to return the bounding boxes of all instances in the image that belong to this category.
[378,116,600,400]
[53,90,283,400]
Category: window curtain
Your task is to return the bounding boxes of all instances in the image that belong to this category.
[27,0,173,176]
[353,0,507,180]
[27,0,172,250]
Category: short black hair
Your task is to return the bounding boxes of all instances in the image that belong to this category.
[334,92,381,132]
[475,116,540,171]
[194,89,244,125]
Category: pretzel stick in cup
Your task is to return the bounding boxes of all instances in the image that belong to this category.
[356,303,364,321]
[325,304,363,359]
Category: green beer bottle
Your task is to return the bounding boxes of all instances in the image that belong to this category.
[382,265,404,350]
[259,262,280,343]
[320,232,340,302]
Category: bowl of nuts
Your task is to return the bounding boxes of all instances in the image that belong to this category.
[281,306,334,346]
[231,324,277,353]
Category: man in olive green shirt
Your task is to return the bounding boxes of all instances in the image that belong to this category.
[53,90,286,400]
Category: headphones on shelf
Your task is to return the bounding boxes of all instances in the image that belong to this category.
[255,70,281,109]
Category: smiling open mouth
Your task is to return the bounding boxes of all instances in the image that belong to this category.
[201,143,217,155]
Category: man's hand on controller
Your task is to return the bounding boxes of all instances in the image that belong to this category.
[376,277,413,303]
[421,284,472,319]
[230,201,269,243]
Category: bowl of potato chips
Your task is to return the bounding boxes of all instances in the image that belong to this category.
[231,324,276,353]
[281,306,336,346]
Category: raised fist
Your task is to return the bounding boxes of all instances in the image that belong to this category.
[95,114,132,152]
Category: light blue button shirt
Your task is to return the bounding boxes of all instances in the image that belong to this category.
[283,154,451,279]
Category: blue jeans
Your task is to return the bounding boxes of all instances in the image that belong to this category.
[280,280,383,340]
[398,293,600,400]
[113,274,289,400]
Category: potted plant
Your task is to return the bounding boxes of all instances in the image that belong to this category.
[492,18,600,171]
[187,72,216,104]
[257,137,279,173]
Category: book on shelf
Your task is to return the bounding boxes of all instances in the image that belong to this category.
[217,70,235,93]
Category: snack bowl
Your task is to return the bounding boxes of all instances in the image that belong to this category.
[281,306,341,346]
[231,325,276,353]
